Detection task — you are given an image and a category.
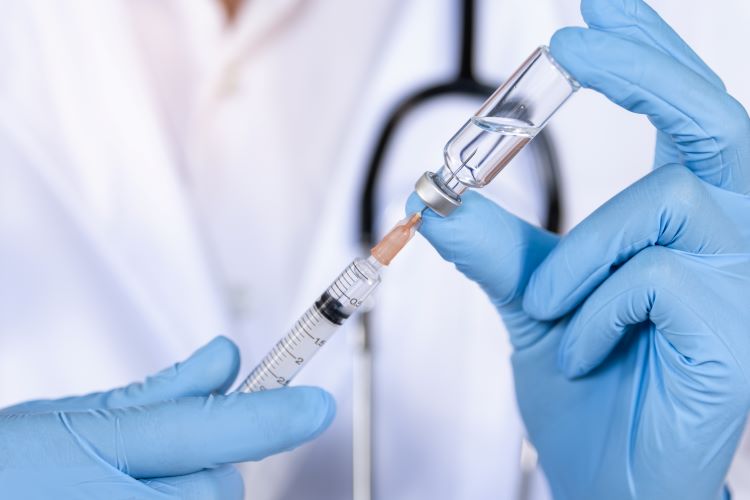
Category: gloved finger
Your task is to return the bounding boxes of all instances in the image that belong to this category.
[52,386,335,478]
[580,0,728,171]
[580,0,724,90]
[654,130,680,168]
[550,27,750,194]
[407,192,557,349]
[557,246,745,379]
[143,465,244,500]
[524,165,745,320]
[2,336,240,414]
[581,0,726,170]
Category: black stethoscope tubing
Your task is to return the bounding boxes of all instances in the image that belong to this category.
[353,1,562,498]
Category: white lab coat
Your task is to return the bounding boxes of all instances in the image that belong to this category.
[2,1,750,499]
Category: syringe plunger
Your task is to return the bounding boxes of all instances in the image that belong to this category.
[236,213,422,393]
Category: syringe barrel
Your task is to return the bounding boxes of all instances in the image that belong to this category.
[236,257,381,393]
[236,302,338,393]
[415,46,579,216]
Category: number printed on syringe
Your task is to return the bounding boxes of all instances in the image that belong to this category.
[236,211,421,394]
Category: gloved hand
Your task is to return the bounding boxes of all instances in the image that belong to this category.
[408,0,750,498]
[0,336,335,499]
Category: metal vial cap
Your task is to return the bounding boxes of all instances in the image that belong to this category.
[414,172,461,217]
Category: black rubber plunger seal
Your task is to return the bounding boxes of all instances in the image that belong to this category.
[315,291,350,325]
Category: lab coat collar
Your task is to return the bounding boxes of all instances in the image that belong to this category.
[175,0,306,117]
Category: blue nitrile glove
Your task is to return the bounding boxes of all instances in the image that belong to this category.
[408,1,750,499]
[0,336,335,499]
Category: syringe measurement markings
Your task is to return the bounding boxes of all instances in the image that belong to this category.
[341,269,357,288]
[271,338,294,366]
[341,271,356,286]
[263,351,287,384]
[289,330,302,347]
[290,307,318,340]
[300,311,319,339]
[259,359,280,381]
[255,313,312,383]
[331,285,353,303]
[293,319,313,344]
[267,368,282,382]
[279,339,294,358]
[330,281,346,300]
[276,339,295,362]
[329,266,357,299]
[278,336,302,362]
[238,257,383,394]
[259,359,275,377]
[299,316,314,337]
[331,281,354,301]
[268,345,284,370]
[340,272,358,298]
[249,314,327,389]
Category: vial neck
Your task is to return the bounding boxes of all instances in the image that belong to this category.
[435,164,469,197]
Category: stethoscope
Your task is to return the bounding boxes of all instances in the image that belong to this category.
[353,1,563,499]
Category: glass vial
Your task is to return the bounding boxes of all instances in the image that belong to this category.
[415,46,579,216]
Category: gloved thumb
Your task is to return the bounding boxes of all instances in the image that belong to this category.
[3,336,241,414]
[407,192,557,348]
[0,386,336,479]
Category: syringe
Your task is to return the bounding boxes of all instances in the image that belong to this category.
[236,211,423,393]
[237,46,579,393]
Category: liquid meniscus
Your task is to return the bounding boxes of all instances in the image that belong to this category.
[437,116,540,194]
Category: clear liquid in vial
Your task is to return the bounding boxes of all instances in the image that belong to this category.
[440,116,540,192]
